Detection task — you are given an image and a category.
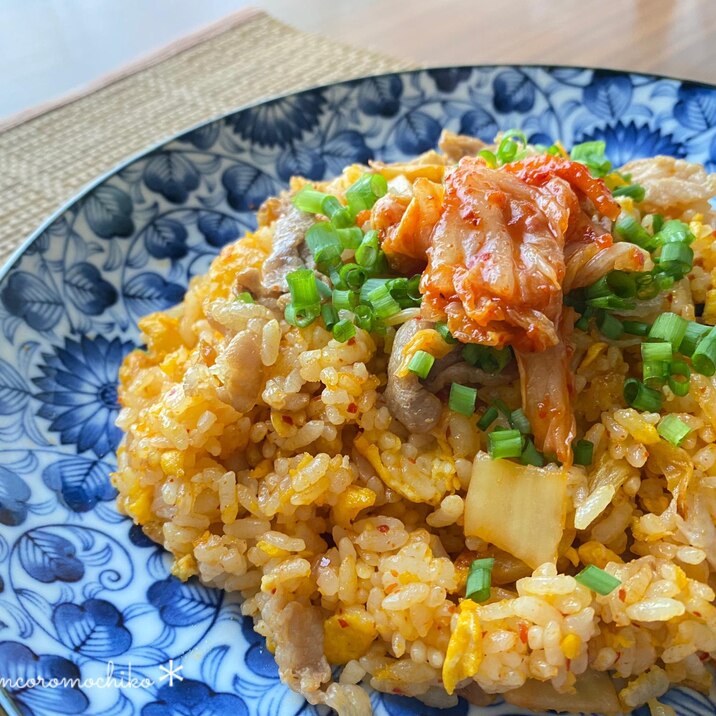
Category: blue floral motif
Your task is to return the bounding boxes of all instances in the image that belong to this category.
[0,641,89,715]
[577,121,685,168]
[147,576,222,627]
[53,598,132,658]
[142,679,248,716]
[1,66,716,716]
[357,75,403,117]
[42,456,116,512]
[493,69,535,113]
[0,467,31,525]
[33,335,133,458]
[229,93,326,147]
[427,67,472,93]
[63,261,118,315]
[144,153,201,203]
[17,530,84,583]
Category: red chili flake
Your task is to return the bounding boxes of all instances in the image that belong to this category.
[392,688,403,695]
[347,403,358,414]
[338,618,349,628]
[348,338,356,346]
[618,588,627,602]
[699,651,710,662]
[377,524,390,533]
[271,588,277,595]
[518,622,529,644]
[694,611,702,618]
[565,658,571,671]
[282,415,294,425]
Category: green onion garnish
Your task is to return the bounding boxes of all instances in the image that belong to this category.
[597,311,624,340]
[570,140,611,177]
[488,428,524,459]
[478,149,497,167]
[658,220,694,245]
[643,360,669,388]
[642,341,672,363]
[462,344,512,373]
[657,242,694,279]
[477,406,498,431]
[355,230,382,272]
[321,303,339,330]
[691,326,716,376]
[509,408,531,435]
[332,319,356,343]
[492,399,512,418]
[668,360,691,397]
[520,438,545,467]
[657,415,691,446]
[292,186,331,214]
[407,350,435,380]
[305,223,343,268]
[575,565,621,595]
[236,291,254,303]
[435,321,457,344]
[285,303,320,328]
[614,214,656,250]
[367,284,401,319]
[679,322,711,357]
[287,268,321,308]
[624,378,663,412]
[353,304,374,332]
[622,320,651,337]
[321,195,354,228]
[339,263,367,291]
[345,173,388,214]
[651,214,664,233]
[613,184,646,202]
[573,439,594,466]
[496,130,528,165]
[332,289,359,311]
[449,383,477,416]
[649,312,688,352]
[466,557,495,602]
[336,227,364,250]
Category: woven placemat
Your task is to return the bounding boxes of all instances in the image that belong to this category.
[0,10,412,267]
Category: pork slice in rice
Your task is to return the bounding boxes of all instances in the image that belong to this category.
[438,129,488,162]
[273,601,331,697]
[213,330,265,413]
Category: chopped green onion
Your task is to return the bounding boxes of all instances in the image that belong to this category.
[668,361,691,396]
[332,289,359,311]
[622,320,651,336]
[679,322,711,357]
[649,312,688,351]
[353,304,374,332]
[658,219,694,245]
[509,408,531,435]
[643,360,669,388]
[478,149,497,167]
[606,270,637,299]
[321,303,339,330]
[236,291,254,303]
[574,313,590,332]
[642,342,672,363]
[587,295,636,311]
[573,439,594,466]
[692,326,716,376]
[355,230,382,271]
[520,439,545,467]
[614,214,656,250]
[613,183,646,202]
[408,350,435,379]
[345,173,388,214]
[360,277,389,302]
[477,406,498,431]
[406,274,422,303]
[292,186,330,214]
[597,311,624,340]
[569,140,611,177]
[462,344,512,373]
[651,214,664,233]
[320,195,353,228]
[492,399,512,418]
[623,378,663,412]
[449,383,477,416]
[488,428,524,459]
[315,279,332,300]
[657,415,691,446]
[575,565,621,595]
[466,558,494,602]
[368,284,401,319]
[435,321,457,344]
[657,242,693,279]
[339,263,367,291]
[635,272,660,300]
[654,272,675,292]
[305,223,343,268]
[332,319,356,343]
[336,227,364,250]
[287,268,321,309]
[284,303,320,328]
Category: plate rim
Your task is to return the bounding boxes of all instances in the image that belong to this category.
[3,62,716,284]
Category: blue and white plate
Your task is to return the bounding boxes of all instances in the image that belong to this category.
[1,66,715,716]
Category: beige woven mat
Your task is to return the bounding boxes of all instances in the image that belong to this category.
[0,9,412,267]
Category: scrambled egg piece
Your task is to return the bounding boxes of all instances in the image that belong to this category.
[323,608,377,664]
[395,329,453,378]
[332,485,376,527]
[442,599,483,695]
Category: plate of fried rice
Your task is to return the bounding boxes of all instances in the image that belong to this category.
[1,66,716,716]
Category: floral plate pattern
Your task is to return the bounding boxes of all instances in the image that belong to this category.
[1,66,716,716]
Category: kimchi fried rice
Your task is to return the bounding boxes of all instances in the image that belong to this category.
[113,129,716,714]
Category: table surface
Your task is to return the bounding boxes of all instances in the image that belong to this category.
[2,0,715,121]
